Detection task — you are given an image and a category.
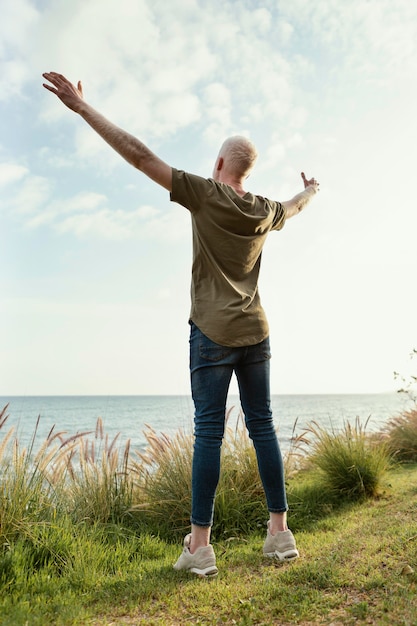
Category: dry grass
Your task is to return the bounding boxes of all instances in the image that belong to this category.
[130,424,194,533]
[383,406,417,462]
[295,417,393,499]
[0,402,411,543]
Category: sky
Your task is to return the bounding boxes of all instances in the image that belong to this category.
[1,0,416,397]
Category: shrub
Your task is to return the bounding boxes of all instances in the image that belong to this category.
[0,411,60,544]
[298,418,392,499]
[383,407,417,462]
[131,425,194,535]
[52,418,134,525]
[131,410,271,538]
[215,413,266,537]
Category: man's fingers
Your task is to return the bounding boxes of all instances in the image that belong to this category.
[44,71,64,81]
[300,171,319,189]
[42,72,70,87]
[42,72,61,90]
[42,72,83,98]
[42,71,58,82]
[42,83,57,93]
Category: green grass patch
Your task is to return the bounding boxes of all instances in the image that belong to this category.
[0,466,416,625]
[1,402,417,624]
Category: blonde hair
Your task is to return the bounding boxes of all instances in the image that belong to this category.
[220,136,258,178]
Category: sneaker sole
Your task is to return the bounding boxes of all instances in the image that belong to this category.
[189,566,218,577]
[264,549,299,561]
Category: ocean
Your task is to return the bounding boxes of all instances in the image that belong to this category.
[0,393,412,454]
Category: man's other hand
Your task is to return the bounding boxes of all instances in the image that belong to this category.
[42,72,84,112]
[301,172,319,191]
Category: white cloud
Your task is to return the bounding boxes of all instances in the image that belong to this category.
[50,200,190,241]
[11,175,51,216]
[0,154,187,241]
[276,20,294,45]
[37,146,76,169]
[280,0,417,86]
[36,0,216,138]
[35,0,296,140]
[136,205,160,219]
[55,210,130,240]
[53,191,107,214]
[0,0,40,99]
[0,162,28,186]
[202,82,233,144]
[241,7,272,34]
[0,60,30,102]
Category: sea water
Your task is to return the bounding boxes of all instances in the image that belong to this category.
[0,393,412,454]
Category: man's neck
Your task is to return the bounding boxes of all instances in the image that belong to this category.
[216,172,246,197]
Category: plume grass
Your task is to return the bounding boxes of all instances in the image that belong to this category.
[383,406,417,461]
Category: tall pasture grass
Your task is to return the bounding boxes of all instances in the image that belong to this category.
[0,409,136,546]
[131,409,268,538]
[1,401,417,625]
[55,418,134,525]
[131,424,194,534]
[0,407,64,543]
[1,401,412,547]
[382,406,417,461]
[297,417,392,499]
[212,411,266,537]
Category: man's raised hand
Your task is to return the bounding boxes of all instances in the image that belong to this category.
[301,172,319,191]
[42,72,84,112]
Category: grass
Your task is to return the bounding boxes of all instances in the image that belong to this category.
[1,402,417,624]
[383,406,417,462]
[297,417,393,499]
[0,465,416,625]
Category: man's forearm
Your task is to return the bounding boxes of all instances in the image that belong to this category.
[73,101,172,190]
[282,186,318,219]
[76,102,154,170]
[42,72,172,189]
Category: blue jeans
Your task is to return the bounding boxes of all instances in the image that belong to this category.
[189,322,288,527]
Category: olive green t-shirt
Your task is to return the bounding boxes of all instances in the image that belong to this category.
[170,168,286,347]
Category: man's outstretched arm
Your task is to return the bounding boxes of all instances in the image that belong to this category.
[42,72,172,191]
[282,173,320,218]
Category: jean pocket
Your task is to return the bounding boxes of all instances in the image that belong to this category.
[199,336,232,362]
[246,337,271,363]
[199,345,233,362]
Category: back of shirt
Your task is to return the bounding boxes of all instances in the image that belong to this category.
[170,168,286,347]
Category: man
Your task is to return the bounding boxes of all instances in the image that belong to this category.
[42,72,319,577]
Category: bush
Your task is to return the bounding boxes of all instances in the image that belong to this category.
[383,407,417,462]
[0,409,60,544]
[298,418,392,499]
[131,425,194,535]
[131,411,268,539]
[215,414,266,537]
[53,419,134,525]
[0,401,398,546]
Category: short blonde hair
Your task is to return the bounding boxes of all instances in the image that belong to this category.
[220,136,258,178]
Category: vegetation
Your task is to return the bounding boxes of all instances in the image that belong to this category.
[297,418,392,499]
[385,348,417,461]
[383,407,417,463]
[1,398,417,624]
[394,347,417,403]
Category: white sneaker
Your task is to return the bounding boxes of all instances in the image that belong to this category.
[263,523,299,561]
[173,534,218,577]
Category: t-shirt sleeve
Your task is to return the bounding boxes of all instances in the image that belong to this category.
[270,201,286,231]
[170,168,213,213]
